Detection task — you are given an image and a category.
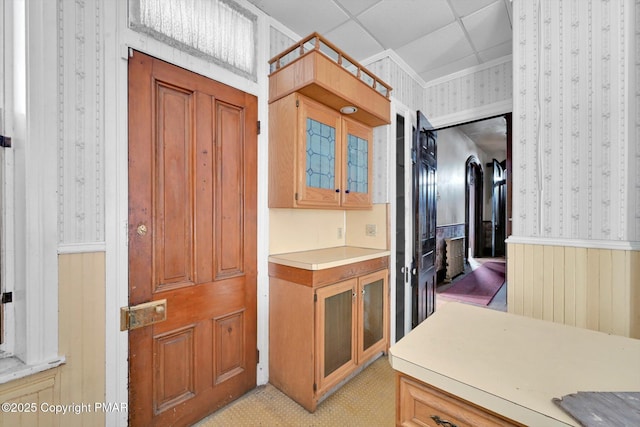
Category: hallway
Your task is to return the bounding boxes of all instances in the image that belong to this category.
[436,257,507,312]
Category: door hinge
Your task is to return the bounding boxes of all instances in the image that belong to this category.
[296,99,299,108]
[257,349,260,364]
[295,193,299,201]
[313,383,317,392]
[1,292,12,304]
[314,293,317,302]
[0,135,11,148]
[257,120,261,135]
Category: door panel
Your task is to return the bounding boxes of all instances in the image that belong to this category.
[297,97,342,207]
[412,111,437,328]
[213,310,246,384]
[316,279,357,395]
[128,51,257,427]
[216,102,246,278]
[342,117,372,207]
[154,327,196,412]
[155,84,194,292]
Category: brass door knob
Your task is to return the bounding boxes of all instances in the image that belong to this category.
[136,224,147,236]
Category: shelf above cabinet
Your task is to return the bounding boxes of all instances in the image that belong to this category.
[268,33,391,127]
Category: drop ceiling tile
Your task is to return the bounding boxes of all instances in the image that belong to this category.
[419,54,479,83]
[478,40,512,62]
[248,0,349,37]
[357,0,455,49]
[334,0,383,16]
[462,1,511,51]
[396,22,474,76]
[449,0,500,17]
[325,20,385,61]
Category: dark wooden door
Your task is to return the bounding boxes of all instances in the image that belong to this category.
[128,51,257,426]
[412,111,437,328]
[492,159,506,257]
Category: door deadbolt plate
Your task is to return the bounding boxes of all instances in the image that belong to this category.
[120,299,167,331]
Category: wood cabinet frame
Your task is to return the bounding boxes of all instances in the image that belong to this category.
[269,258,389,412]
[396,373,523,427]
[269,92,373,209]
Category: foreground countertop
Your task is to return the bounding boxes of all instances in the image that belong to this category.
[268,246,390,270]
[389,302,640,426]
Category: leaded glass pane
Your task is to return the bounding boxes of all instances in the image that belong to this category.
[347,134,368,194]
[306,118,335,190]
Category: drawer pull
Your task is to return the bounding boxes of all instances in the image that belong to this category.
[430,415,458,427]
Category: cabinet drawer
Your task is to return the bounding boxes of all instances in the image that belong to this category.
[397,374,521,427]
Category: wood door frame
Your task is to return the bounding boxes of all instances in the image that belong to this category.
[465,156,483,261]
[391,103,416,344]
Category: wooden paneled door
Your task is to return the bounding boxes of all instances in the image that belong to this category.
[412,111,437,327]
[127,51,257,426]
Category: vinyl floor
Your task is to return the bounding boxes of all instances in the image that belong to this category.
[194,356,395,427]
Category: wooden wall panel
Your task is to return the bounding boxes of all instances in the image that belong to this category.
[0,370,59,427]
[0,252,105,427]
[553,246,564,324]
[611,250,629,336]
[58,252,106,427]
[542,246,554,322]
[507,243,640,339]
[586,249,600,332]
[574,248,588,329]
[563,247,576,327]
[631,251,640,339]
[522,245,534,317]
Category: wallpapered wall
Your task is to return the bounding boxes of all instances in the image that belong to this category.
[512,0,639,242]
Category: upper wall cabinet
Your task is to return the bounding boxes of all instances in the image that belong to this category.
[268,33,392,210]
[270,93,373,209]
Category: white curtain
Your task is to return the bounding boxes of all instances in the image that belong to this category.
[132,0,256,77]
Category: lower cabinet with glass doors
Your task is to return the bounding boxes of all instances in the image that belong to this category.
[268,258,389,412]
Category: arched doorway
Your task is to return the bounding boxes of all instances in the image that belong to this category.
[465,156,483,261]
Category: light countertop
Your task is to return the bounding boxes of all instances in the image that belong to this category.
[389,302,640,426]
[268,246,390,270]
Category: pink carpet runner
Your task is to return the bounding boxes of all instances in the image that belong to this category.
[439,261,505,306]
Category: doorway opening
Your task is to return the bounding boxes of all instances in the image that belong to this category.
[432,114,511,312]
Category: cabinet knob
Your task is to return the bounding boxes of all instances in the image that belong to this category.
[345,190,350,194]
[335,189,341,193]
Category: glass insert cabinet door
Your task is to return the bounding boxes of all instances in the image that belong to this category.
[297,97,342,207]
[342,118,372,208]
[315,279,357,394]
[358,270,388,362]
